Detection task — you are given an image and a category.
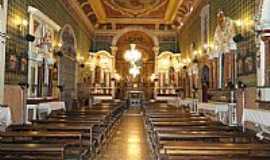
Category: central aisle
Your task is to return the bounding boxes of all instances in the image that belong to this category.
[96,108,153,160]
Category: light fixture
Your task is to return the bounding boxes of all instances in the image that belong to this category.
[129,66,140,78]
[124,44,142,62]
[150,73,156,82]
[114,73,121,81]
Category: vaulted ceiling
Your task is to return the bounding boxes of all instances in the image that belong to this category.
[60,0,201,34]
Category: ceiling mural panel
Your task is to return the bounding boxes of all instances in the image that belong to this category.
[102,0,168,18]
[62,0,202,32]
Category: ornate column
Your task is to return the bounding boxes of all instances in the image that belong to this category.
[255,0,270,108]
[153,46,159,98]
[111,46,118,73]
[153,47,160,74]
[106,71,110,94]
[165,71,170,94]
[100,69,104,94]
[262,35,270,85]
[160,72,163,94]
[0,0,8,103]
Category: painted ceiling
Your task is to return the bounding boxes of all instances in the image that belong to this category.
[61,0,200,32]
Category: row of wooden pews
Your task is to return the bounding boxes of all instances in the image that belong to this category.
[144,102,270,160]
[0,101,127,160]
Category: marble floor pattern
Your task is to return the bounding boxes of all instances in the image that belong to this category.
[95,109,153,160]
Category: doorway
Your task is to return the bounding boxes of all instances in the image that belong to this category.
[201,65,210,102]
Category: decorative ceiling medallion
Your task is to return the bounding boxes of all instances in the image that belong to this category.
[105,0,167,17]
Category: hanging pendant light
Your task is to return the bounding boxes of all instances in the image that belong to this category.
[129,66,140,78]
[124,44,142,62]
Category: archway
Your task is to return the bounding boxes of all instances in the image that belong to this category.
[59,24,77,109]
[201,65,210,102]
[115,30,155,99]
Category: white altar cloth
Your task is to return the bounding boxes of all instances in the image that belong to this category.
[0,107,12,126]
[198,102,229,113]
[38,101,66,115]
[180,98,198,106]
[244,108,270,126]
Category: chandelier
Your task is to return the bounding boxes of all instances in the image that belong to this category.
[124,44,142,78]
[124,44,142,62]
[129,66,140,78]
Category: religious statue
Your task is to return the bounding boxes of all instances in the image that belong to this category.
[212,11,237,58]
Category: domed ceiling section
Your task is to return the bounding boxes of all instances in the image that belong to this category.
[60,0,202,32]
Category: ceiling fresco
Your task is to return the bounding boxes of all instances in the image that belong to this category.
[102,0,168,18]
[61,0,201,32]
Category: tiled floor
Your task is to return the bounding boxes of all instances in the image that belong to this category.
[95,108,153,160]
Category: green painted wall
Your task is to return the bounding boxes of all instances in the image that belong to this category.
[5,0,91,84]
[178,0,257,86]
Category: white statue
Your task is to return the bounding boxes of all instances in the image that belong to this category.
[212,11,237,58]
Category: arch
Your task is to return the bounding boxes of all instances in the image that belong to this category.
[112,26,159,47]
[158,51,174,59]
[201,64,210,102]
[60,24,77,55]
[201,65,210,84]
[95,50,113,58]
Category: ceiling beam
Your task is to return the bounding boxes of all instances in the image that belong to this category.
[58,0,94,37]
[88,0,106,22]
[99,18,170,25]
[164,0,184,23]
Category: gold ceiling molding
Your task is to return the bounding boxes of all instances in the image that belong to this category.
[61,0,203,32]
[89,0,106,21]
[103,0,168,18]
[164,0,184,23]
[99,18,168,25]
[58,0,94,37]
[178,0,203,33]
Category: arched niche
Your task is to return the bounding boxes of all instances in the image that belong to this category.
[114,30,156,99]
[60,24,77,57]
[112,27,159,47]
[59,24,78,109]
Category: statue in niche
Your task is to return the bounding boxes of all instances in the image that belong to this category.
[20,58,27,72]
[245,57,254,73]
[60,25,76,56]
[212,11,236,57]
[8,55,17,71]
[169,66,175,85]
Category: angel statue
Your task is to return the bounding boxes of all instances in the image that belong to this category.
[211,10,237,58]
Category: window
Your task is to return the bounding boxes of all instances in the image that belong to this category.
[200,5,210,45]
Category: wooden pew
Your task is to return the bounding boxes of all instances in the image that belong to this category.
[153,125,238,132]
[155,130,254,143]
[160,142,270,160]
[151,121,221,127]
[0,101,126,159]
[8,123,94,152]
[144,102,270,160]
[0,143,66,160]
[149,117,208,122]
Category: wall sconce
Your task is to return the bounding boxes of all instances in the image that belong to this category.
[15,16,28,35]
[77,55,85,68]
[114,73,121,81]
[53,43,63,57]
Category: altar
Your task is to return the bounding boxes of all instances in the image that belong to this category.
[127,91,144,107]
[198,102,237,126]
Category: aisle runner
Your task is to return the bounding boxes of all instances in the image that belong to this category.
[95,115,152,160]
